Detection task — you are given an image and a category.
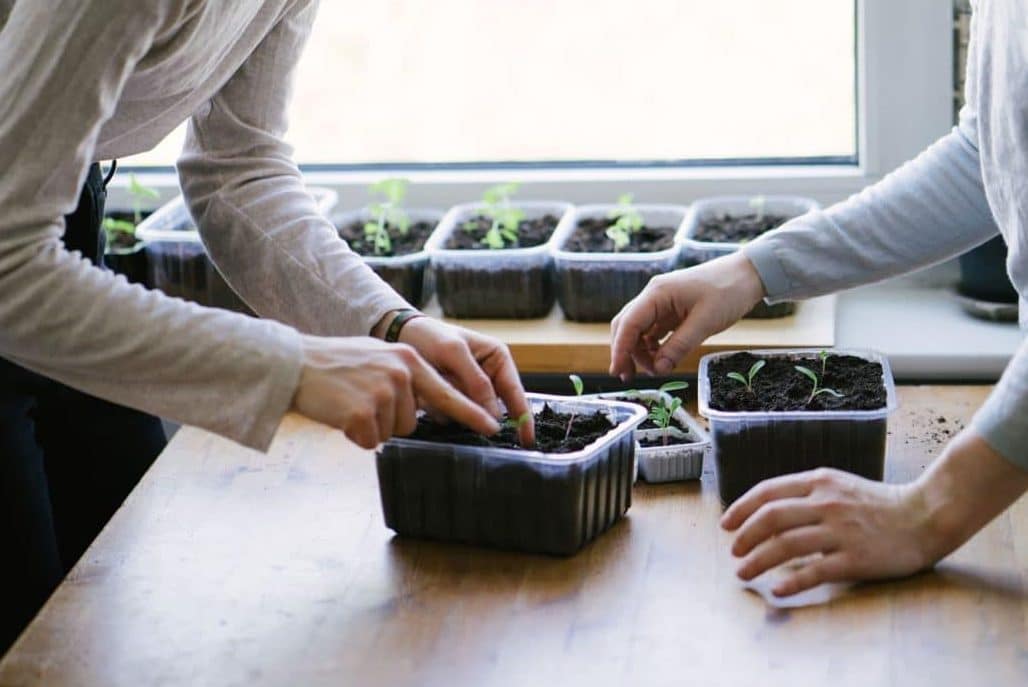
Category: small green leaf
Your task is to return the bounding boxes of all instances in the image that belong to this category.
[659,381,689,393]
[103,218,136,235]
[568,374,584,396]
[128,174,160,201]
[794,365,818,385]
[727,372,749,386]
[669,398,683,414]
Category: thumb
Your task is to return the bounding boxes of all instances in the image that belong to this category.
[652,304,720,374]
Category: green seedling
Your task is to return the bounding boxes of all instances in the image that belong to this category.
[605,193,645,251]
[102,173,160,243]
[794,365,844,405]
[726,360,765,394]
[819,349,829,377]
[502,411,533,431]
[565,374,585,440]
[466,182,525,249]
[648,380,689,446]
[363,178,411,256]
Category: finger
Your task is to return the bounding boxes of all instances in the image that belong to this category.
[721,472,819,531]
[652,304,719,375]
[609,297,656,380]
[772,553,852,597]
[376,389,395,444]
[345,414,380,450]
[394,382,418,436]
[736,525,837,581]
[475,340,535,447]
[441,339,502,418]
[731,498,823,557]
[408,352,500,436]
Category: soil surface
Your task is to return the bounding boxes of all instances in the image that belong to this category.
[338,219,436,258]
[564,218,675,253]
[709,351,887,412]
[406,403,614,453]
[694,212,789,243]
[445,214,558,250]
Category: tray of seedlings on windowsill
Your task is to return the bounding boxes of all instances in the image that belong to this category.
[585,381,710,482]
[425,183,572,319]
[102,174,160,286]
[552,196,688,322]
[698,348,897,507]
[680,195,819,318]
[136,187,337,314]
[375,390,646,556]
[332,178,441,307]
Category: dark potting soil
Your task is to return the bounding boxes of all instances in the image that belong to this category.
[639,432,697,448]
[709,352,887,412]
[693,213,789,243]
[444,214,559,250]
[564,218,675,253]
[337,220,436,258]
[407,403,615,453]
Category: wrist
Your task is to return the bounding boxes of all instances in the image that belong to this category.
[726,251,767,306]
[371,308,425,342]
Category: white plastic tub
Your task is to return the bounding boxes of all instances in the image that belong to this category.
[698,349,898,507]
[585,389,710,482]
[332,207,444,308]
[375,393,646,556]
[137,188,337,313]
[552,204,688,322]
[425,201,573,319]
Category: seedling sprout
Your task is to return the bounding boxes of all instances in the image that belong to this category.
[565,374,585,440]
[748,195,767,223]
[819,349,829,377]
[605,193,645,251]
[102,174,160,244]
[647,381,689,445]
[726,360,765,394]
[466,182,525,249]
[794,365,844,405]
[363,178,411,256]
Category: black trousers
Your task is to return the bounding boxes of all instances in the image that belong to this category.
[0,164,167,654]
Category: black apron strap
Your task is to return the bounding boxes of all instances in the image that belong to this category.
[61,163,108,264]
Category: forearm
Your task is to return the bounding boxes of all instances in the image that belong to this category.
[744,126,999,301]
[911,429,1028,564]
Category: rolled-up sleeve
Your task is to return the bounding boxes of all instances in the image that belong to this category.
[176,0,410,338]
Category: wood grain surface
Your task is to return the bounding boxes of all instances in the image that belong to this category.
[1,386,1024,687]
[423,295,836,373]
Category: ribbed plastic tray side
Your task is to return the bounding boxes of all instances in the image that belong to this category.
[426,202,572,319]
[553,205,688,322]
[698,349,897,506]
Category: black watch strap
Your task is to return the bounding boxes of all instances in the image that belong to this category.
[384,309,425,343]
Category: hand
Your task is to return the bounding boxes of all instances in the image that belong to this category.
[396,318,535,447]
[291,335,500,449]
[720,468,937,597]
[610,252,766,380]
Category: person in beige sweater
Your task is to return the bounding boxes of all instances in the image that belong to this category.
[0,0,533,651]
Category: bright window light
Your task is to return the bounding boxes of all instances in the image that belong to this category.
[124,0,856,168]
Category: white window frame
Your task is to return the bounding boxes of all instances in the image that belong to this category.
[108,0,953,212]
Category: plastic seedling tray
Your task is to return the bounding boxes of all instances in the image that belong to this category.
[553,204,688,322]
[425,201,572,319]
[137,188,337,314]
[698,348,898,507]
[584,390,710,482]
[375,393,646,556]
[332,207,443,307]
[680,196,819,319]
[104,240,148,286]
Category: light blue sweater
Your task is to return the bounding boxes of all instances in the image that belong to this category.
[744,0,1028,471]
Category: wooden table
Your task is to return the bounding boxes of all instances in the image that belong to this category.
[425,295,836,373]
[2,387,1025,687]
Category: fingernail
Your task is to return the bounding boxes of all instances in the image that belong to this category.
[655,358,673,375]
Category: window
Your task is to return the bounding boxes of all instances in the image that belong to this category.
[124,1,856,169]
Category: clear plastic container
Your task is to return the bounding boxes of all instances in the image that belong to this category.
[698,349,898,507]
[331,207,444,308]
[136,188,337,314]
[375,393,646,556]
[680,195,819,319]
[552,204,688,322]
[425,201,573,319]
[585,390,710,482]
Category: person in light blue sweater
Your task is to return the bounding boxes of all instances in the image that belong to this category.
[611,0,1028,597]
